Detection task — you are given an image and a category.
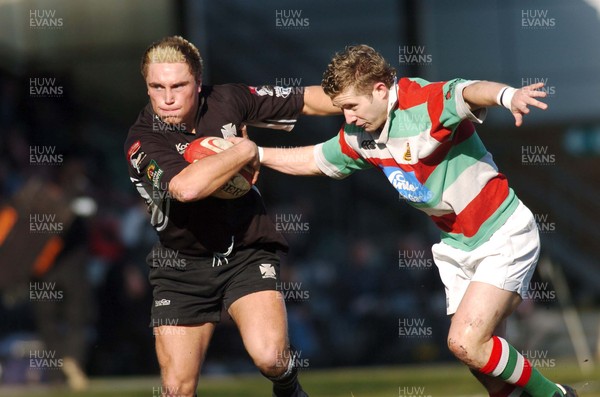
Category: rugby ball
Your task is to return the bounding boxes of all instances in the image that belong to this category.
[183,136,253,199]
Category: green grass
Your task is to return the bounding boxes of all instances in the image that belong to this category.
[1,362,599,397]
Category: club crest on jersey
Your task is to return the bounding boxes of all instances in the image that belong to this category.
[384,167,432,203]
[221,123,237,138]
[259,263,277,279]
[403,142,412,162]
[445,80,459,100]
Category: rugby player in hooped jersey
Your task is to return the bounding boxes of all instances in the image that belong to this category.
[257,45,577,397]
[124,36,340,397]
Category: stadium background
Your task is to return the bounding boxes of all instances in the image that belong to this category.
[0,0,599,395]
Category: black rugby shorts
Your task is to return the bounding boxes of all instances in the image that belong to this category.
[146,243,281,326]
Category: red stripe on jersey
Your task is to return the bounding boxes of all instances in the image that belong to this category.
[339,127,361,160]
[427,83,455,143]
[516,358,533,387]
[480,336,503,375]
[412,120,476,183]
[398,78,458,143]
[431,176,510,237]
[397,78,432,109]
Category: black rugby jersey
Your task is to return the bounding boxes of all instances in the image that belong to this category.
[124,84,303,256]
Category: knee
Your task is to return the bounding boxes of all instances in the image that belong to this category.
[447,328,480,368]
[250,344,290,377]
[160,369,198,397]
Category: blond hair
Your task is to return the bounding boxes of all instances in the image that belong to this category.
[322,44,396,98]
[141,36,203,80]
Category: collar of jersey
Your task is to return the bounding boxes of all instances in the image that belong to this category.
[375,79,398,145]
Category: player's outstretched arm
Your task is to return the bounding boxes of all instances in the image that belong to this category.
[302,86,342,115]
[169,139,258,202]
[261,146,324,176]
[462,81,548,127]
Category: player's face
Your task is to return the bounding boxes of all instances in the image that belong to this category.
[332,83,389,133]
[146,62,201,127]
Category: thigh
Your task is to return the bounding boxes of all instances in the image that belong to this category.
[155,322,216,384]
[228,290,288,358]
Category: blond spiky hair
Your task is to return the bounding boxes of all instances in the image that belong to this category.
[141,36,203,80]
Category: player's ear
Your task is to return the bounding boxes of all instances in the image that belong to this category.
[373,82,388,101]
[196,78,202,93]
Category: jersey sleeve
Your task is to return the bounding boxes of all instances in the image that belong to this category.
[125,109,188,192]
[225,84,304,131]
[437,78,487,129]
[314,127,373,179]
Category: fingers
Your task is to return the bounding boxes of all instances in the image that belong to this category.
[252,168,260,185]
[240,124,249,139]
[513,113,523,127]
[510,83,548,126]
[519,83,548,110]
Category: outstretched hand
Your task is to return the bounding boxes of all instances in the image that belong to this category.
[510,82,548,127]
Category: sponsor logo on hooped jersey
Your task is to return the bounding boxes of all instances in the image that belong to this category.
[384,167,432,203]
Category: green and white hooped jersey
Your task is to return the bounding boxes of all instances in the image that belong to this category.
[314,78,519,251]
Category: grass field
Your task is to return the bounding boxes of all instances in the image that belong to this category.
[1,362,598,397]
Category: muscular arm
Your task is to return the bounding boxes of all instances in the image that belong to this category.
[462,80,548,127]
[261,145,324,176]
[302,86,341,115]
[169,139,259,202]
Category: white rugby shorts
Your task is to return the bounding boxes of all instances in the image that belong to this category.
[432,201,540,315]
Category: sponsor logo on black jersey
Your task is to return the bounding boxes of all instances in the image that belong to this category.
[128,140,147,174]
[249,86,274,97]
[175,142,189,155]
[146,159,164,189]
